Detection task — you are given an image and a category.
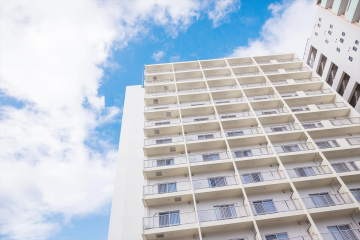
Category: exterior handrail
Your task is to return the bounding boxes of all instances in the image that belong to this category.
[302,192,353,209]
[304,88,332,95]
[294,77,320,83]
[198,205,249,223]
[174,66,200,71]
[143,211,196,230]
[202,64,228,69]
[250,199,302,216]
[330,117,360,126]
[145,69,172,74]
[321,229,360,240]
[316,102,346,109]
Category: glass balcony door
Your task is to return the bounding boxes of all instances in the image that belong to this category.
[159,211,180,227]
[214,204,237,220]
[309,193,335,207]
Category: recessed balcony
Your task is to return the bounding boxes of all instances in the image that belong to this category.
[232,66,261,78]
[185,131,223,142]
[227,57,254,67]
[321,228,360,240]
[209,84,239,91]
[145,64,173,75]
[276,58,301,63]
[145,90,176,97]
[247,93,278,101]
[280,92,298,98]
[177,87,207,94]
[346,137,360,146]
[263,123,301,133]
[272,80,289,86]
[144,74,174,86]
[143,155,188,179]
[254,107,289,116]
[144,118,181,128]
[290,105,310,113]
[250,199,303,217]
[173,62,200,72]
[180,100,212,108]
[201,59,228,70]
[332,161,360,174]
[231,146,273,160]
[144,135,184,146]
[182,114,217,124]
[225,127,262,138]
[188,151,230,164]
[192,175,238,190]
[197,205,250,223]
[145,103,179,111]
[240,170,286,185]
[273,142,316,154]
[287,165,333,179]
[218,110,253,120]
[284,67,310,73]
[316,102,347,110]
[214,97,245,105]
[293,77,321,84]
[302,193,354,211]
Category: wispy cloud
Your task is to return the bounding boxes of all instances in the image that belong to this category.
[229,0,316,58]
[0,0,239,239]
[208,0,241,27]
[152,51,165,61]
[170,55,181,62]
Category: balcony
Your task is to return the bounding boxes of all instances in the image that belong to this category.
[301,121,324,129]
[145,90,176,97]
[209,85,239,91]
[280,92,298,98]
[145,68,172,74]
[198,205,249,223]
[144,156,187,169]
[219,111,253,120]
[255,107,288,116]
[247,94,277,101]
[229,62,254,67]
[277,58,301,63]
[272,80,288,85]
[202,63,228,69]
[144,118,181,128]
[188,151,229,164]
[316,102,347,110]
[214,97,245,105]
[143,211,196,230]
[250,199,302,216]
[321,229,360,240]
[145,78,174,86]
[192,175,238,190]
[145,104,178,111]
[173,66,200,72]
[225,127,262,137]
[234,71,261,77]
[176,76,203,82]
[302,193,353,209]
[263,69,280,74]
[240,170,286,184]
[185,131,223,142]
[330,117,360,126]
[332,161,359,173]
[143,181,191,196]
[232,147,272,159]
[273,142,315,154]
[177,87,207,94]
[241,81,269,88]
[256,60,271,65]
[294,77,321,83]
[347,137,360,146]
[206,73,232,80]
[287,165,332,179]
[263,124,301,133]
[182,114,217,123]
[284,67,309,73]
[304,89,332,96]
[290,105,310,112]
[144,135,184,146]
[180,100,211,108]
[315,140,340,149]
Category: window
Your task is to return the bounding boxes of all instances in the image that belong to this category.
[350,188,360,202]
[191,103,204,106]
[356,40,359,45]
[336,47,341,52]
[349,56,353,62]
[153,99,158,104]
[327,225,356,240]
[332,162,359,173]
[263,110,277,115]
[253,200,277,215]
[155,121,170,126]
[227,131,244,137]
[234,150,253,158]
[340,38,344,43]
[349,83,360,108]
[330,24,333,29]
[242,173,263,184]
[265,233,289,240]
[326,63,338,86]
[202,153,220,161]
[309,193,335,207]
[272,126,287,132]
[315,32,318,36]
[194,117,209,122]
[328,30,332,35]
[316,54,327,77]
[208,177,227,188]
[294,167,316,177]
[156,138,172,144]
[282,145,300,152]
[159,211,180,227]
[307,46,318,68]
[353,46,357,51]
[213,204,237,220]
[317,23,321,27]
[153,76,157,81]
[163,86,169,90]
[338,72,350,96]
[319,18,322,21]
[158,182,177,194]
[342,32,345,36]
[156,158,174,166]
[325,39,329,44]
[315,140,339,149]
[198,134,214,140]
[221,115,236,119]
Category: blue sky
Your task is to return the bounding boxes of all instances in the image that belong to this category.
[0,0,316,239]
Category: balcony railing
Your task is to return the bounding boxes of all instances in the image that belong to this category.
[234,71,261,77]
[192,175,238,190]
[185,131,223,142]
[321,229,360,240]
[330,117,360,126]
[143,211,196,230]
[287,165,331,178]
[144,118,181,127]
[285,67,310,73]
[277,58,301,63]
[280,92,298,98]
[301,121,324,129]
[241,170,286,184]
[206,74,232,80]
[198,205,249,223]
[263,70,279,74]
[272,80,288,85]
[332,161,359,173]
[250,199,302,216]
[274,142,315,154]
[219,111,253,119]
[145,90,176,97]
[290,105,310,112]
[209,85,239,91]
[180,100,211,108]
[202,64,228,69]
[347,137,360,146]
[229,62,254,67]
[145,78,174,85]
[225,127,261,137]
[177,87,207,94]
[294,77,320,83]
[302,193,353,209]
[256,60,271,65]
[182,114,217,123]
[247,94,277,101]
[145,104,178,111]
[305,89,332,95]
[241,81,269,88]
[145,69,172,74]
[315,140,340,149]
[214,97,245,104]
[176,76,203,82]
[144,156,187,169]
[144,181,191,196]
[255,107,288,116]
[174,66,200,72]
[316,102,346,110]
[144,135,183,146]
[232,147,272,159]
[188,151,229,163]
[263,124,301,133]
[267,235,319,240]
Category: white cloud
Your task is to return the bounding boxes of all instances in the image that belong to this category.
[229,0,317,58]
[0,0,238,239]
[152,51,165,61]
[170,55,181,62]
[208,0,241,27]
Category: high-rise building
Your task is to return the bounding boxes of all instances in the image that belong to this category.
[304,0,360,112]
[108,53,360,240]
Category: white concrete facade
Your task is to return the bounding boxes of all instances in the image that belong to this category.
[304,0,360,112]
[108,54,360,240]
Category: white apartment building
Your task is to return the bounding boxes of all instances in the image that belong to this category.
[108,53,360,240]
[304,0,360,112]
